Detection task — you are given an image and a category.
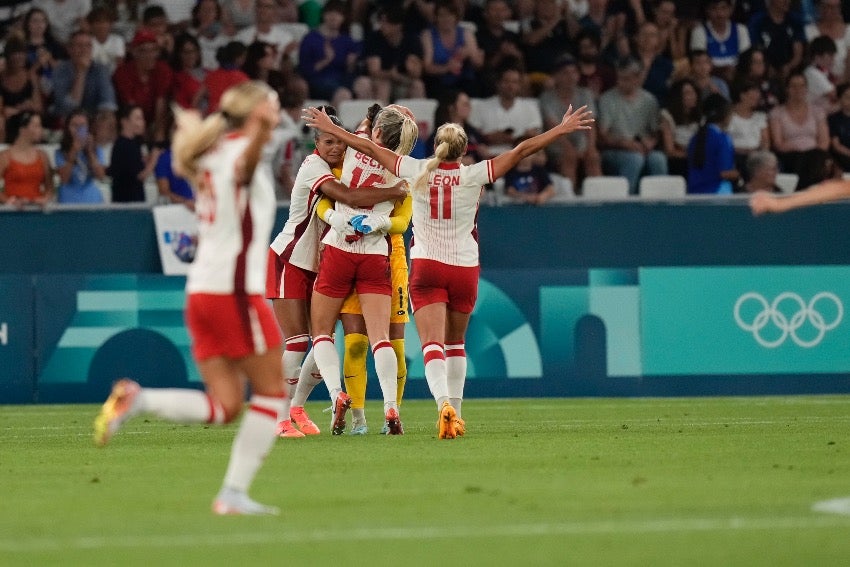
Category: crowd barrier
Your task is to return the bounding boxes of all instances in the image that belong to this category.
[3,196,850,404]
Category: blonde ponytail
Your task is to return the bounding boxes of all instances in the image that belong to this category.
[412,123,468,193]
[374,108,419,156]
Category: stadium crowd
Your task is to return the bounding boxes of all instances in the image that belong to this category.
[0,0,850,205]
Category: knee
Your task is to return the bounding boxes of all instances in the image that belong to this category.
[220,399,244,424]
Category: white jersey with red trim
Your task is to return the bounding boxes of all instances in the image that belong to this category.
[187,133,277,295]
[394,156,493,267]
[321,133,397,255]
[269,153,335,272]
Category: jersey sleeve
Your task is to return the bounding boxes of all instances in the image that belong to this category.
[296,155,337,194]
[388,193,412,235]
[316,195,334,221]
[394,155,426,179]
[461,159,494,186]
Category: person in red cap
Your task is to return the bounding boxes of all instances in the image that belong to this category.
[112,29,174,144]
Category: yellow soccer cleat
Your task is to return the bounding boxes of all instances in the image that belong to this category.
[93,378,141,446]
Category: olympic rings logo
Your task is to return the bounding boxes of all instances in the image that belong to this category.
[733,292,843,348]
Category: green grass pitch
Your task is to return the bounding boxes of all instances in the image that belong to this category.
[2,396,850,566]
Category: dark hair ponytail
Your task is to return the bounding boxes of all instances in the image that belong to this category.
[690,94,731,170]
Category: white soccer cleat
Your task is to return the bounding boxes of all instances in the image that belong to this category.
[212,487,280,516]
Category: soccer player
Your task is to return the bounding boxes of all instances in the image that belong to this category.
[303,103,594,438]
[94,81,286,515]
[267,106,407,437]
[304,105,418,436]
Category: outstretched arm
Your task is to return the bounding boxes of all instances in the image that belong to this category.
[304,107,401,172]
[318,177,407,207]
[750,179,850,216]
[489,105,594,180]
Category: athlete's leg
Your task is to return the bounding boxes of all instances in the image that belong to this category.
[272,297,311,435]
[413,302,449,409]
[360,292,402,432]
[390,322,407,406]
[341,312,369,433]
[445,309,471,419]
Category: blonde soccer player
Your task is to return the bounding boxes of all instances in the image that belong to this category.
[297,105,418,436]
[304,103,594,438]
[94,82,287,515]
[266,106,407,437]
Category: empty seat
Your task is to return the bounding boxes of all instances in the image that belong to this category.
[393,98,439,138]
[337,99,383,130]
[775,173,799,194]
[581,176,630,199]
[638,175,687,198]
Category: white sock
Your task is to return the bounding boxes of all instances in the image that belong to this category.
[312,335,342,402]
[422,342,449,408]
[446,342,466,418]
[221,394,285,493]
[373,340,398,412]
[352,407,366,424]
[291,348,322,407]
[282,334,309,397]
[138,388,225,424]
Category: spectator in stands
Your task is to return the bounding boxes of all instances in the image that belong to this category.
[243,40,287,101]
[687,93,739,194]
[632,20,673,104]
[769,70,832,190]
[650,0,689,66]
[733,47,782,113]
[189,0,229,71]
[428,88,488,163]
[727,79,770,176]
[689,0,751,84]
[0,36,43,121]
[155,117,194,209]
[687,49,730,101]
[204,41,249,114]
[805,0,850,85]
[170,33,206,111]
[113,29,174,143]
[55,108,107,203]
[139,5,175,60]
[741,150,782,192]
[298,0,369,108]
[88,6,125,75]
[828,81,850,173]
[578,0,619,49]
[597,57,667,194]
[362,4,426,105]
[220,0,257,36]
[659,78,701,177]
[503,142,555,205]
[521,0,572,85]
[0,111,53,207]
[748,0,805,79]
[32,0,90,44]
[235,0,301,71]
[575,28,615,100]
[468,63,542,154]
[145,0,195,32]
[476,0,525,97]
[112,0,141,41]
[420,0,484,99]
[21,7,64,98]
[109,104,160,203]
[803,35,839,114]
[51,30,117,123]
[538,55,600,189]
[92,107,115,167]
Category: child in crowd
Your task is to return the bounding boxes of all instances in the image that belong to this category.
[504,144,555,205]
[109,104,160,203]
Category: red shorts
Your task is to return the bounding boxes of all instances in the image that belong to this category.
[314,245,391,299]
[265,249,317,300]
[409,258,479,314]
[186,293,282,360]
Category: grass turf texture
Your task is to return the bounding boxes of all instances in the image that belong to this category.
[2,396,850,566]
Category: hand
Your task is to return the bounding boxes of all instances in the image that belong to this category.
[324,209,355,236]
[749,191,781,216]
[558,105,594,134]
[302,106,336,133]
[350,213,390,235]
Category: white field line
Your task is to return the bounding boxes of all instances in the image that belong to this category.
[1,516,849,552]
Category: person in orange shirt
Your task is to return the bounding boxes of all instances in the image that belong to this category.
[0,112,54,207]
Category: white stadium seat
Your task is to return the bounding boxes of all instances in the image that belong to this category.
[581,176,630,199]
[775,173,799,194]
[638,175,687,198]
[337,99,382,130]
[393,98,439,138]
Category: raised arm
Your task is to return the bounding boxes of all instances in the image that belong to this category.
[489,105,594,180]
[750,179,850,215]
[304,107,401,172]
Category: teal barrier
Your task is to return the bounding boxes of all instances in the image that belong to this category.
[3,200,850,403]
